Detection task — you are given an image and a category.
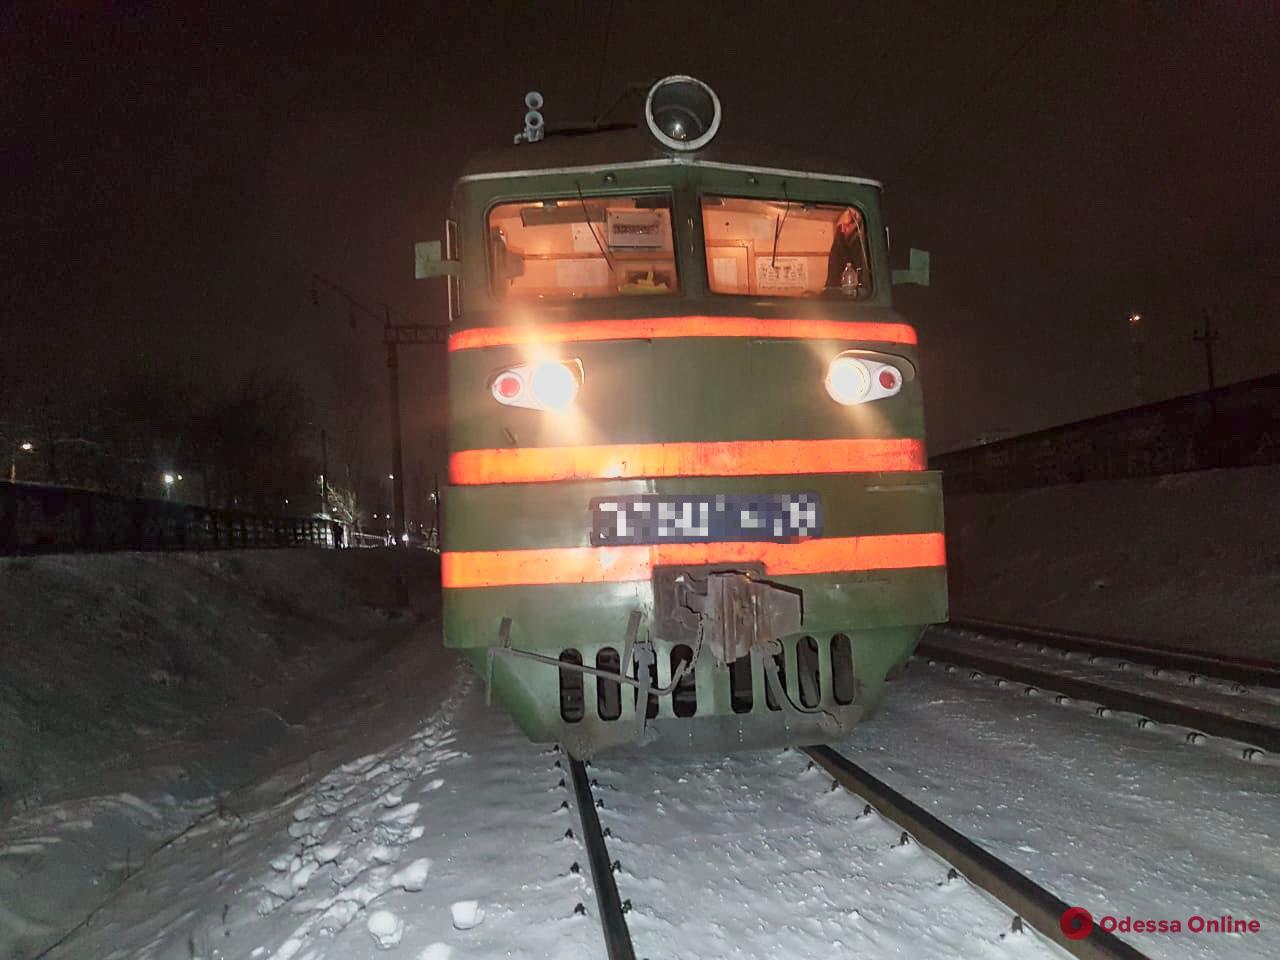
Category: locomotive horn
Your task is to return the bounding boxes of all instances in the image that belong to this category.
[644,75,721,152]
[522,91,545,143]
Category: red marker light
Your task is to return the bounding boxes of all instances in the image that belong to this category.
[492,371,524,403]
[879,368,898,389]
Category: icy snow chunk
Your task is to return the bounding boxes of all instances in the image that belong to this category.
[418,945,452,960]
[367,909,404,948]
[379,801,420,823]
[269,937,304,960]
[289,859,318,893]
[289,894,332,914]
[257,892,286,915]
[370,843,400,864]
[270,854,292,872]
[263,873,296,900]
[314,842,344,864]
[450,900,485,930]
[111,792,161,819]
[0,843,47,856]
[335,865,393,906]
[422,778,445,792]
[341,753,380,774]
[318,899,360,935]
[407,824,426,840]
[391,857,431,892]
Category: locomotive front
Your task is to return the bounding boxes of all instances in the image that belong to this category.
[420,77,947,758]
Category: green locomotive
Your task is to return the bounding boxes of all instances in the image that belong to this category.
[418,76,946,758]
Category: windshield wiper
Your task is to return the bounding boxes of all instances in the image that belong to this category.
[770,181,791,268]
[575,180,614,274]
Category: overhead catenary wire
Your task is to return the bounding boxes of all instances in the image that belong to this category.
[894,1,1063,183]
[591,0,617,121]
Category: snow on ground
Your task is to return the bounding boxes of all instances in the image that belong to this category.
[28,632,1280,960]
[0,548,437,960]
[850,661,1280,960]
[926,626,1280,728]
[944,464,1280,660]
[9,539,1279,959]
[594,748,1061,960]
[46,652,607,960]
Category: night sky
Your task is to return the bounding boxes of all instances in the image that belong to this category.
[7,0,1278,473]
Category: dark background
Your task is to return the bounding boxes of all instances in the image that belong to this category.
[6,0,1278,494]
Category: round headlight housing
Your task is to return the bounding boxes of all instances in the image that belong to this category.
[825,356,872,405]
[530,360,579,411]
[489,359,582,411]
[825,353,905,406]
[645,75,722,152]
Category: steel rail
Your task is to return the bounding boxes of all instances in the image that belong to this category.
[804,746,1151,960]
[568,757,636,960]
[942,618,1280,689]
[917,641,1280,754]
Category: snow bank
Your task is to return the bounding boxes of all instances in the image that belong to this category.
[0,547,438,959]
[944,464,1280,659]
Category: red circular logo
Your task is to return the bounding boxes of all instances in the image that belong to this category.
[1061,907,1094,940]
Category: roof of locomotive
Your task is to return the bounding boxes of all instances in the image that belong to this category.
[457,126,883,188]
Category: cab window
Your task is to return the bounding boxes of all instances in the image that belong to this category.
[701,196,871,299]
[488,194,679,301]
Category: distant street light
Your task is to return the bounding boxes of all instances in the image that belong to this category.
[1128,312,1146,405]
[163,472,176,500]
[10,441,35,481]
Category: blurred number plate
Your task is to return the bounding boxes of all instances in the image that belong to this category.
[590,493,822,545]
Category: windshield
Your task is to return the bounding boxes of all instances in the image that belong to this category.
[702,196,871,299]
[488,194,679,301]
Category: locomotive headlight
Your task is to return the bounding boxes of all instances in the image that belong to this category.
[645,75,722,152]
[825,356,872,405]
[530,360,579,411]
[490,359,582,411]
[825,353,904,405]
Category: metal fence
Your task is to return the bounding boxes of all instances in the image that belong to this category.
[932,373,1280,495]
[1,481,345,555]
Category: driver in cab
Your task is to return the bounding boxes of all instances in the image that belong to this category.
[825,207,868,297]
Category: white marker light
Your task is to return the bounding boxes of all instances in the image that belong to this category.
[530,361,579,411]
[825,356,872,405]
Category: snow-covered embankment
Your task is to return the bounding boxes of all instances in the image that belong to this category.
[0,547,438,959]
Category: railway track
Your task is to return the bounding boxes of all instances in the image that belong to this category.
[921,620,1280,757]
[568,746,1153,960]
[568,757,636,960]
[948,617,1280,690]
